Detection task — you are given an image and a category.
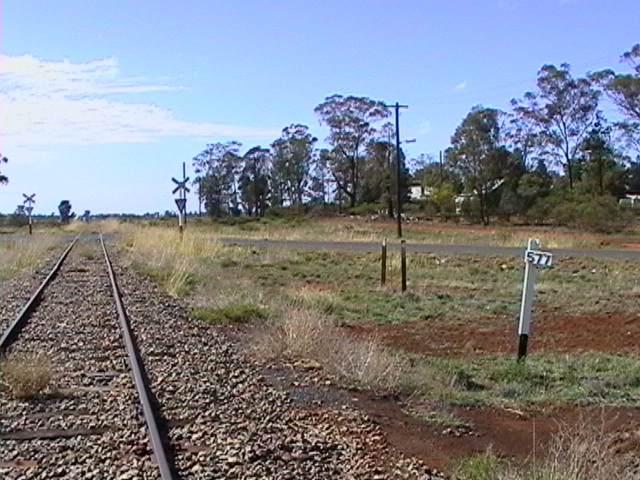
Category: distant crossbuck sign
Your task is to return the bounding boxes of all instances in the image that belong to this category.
[525,250,553,268]
[172,177,190,195]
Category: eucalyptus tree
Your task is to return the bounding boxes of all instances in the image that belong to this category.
[314,94,390,207]
[58,200,74,223]
[511,63,601,189]
[592,44,640,153]
[192,141,242,217]
[308,148,332,205]
[240,146,271,217]
[270,124,317,206]
[578,122,627,197]
[362,138,394,213]
[446,106,515,225]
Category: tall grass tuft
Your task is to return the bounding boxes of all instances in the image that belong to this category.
[1,352,55,399]
[0,237,60,280]
[114,224,225,296]
[535,418,636,480]
[249,304,406,392]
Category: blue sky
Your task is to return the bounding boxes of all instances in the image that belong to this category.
[1,0,638,215]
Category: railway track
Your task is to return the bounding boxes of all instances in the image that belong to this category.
[1,235,440,479]
[0,236,174,479]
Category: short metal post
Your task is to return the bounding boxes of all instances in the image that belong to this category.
[517,238,539,362]
[400,240,407,292]
[28,218,32,235]
[381,238,387,286]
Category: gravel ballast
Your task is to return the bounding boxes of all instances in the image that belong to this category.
[1,239,159,479]
[1,237,441,479]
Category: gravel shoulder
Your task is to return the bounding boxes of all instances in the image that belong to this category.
[110,241,441,479]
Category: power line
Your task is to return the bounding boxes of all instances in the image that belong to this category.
[408,53,623,108]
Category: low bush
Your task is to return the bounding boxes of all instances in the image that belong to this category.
[248,305,406,393]
[530,192,633,233]
[1,352,54,399]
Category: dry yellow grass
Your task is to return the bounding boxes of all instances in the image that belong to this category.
[110,223,226,296]
[1,352,55,399]
[0,237,60,280]
[248,303,406,392]
[188,217,613,249]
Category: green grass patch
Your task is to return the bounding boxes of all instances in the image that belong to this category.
[405,352,640,408]
[454,450,503,480]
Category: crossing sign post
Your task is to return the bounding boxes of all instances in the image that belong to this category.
[175,198,187,214]
[517,238,553,361]
[23,193,35,235]
[171,162,190,235]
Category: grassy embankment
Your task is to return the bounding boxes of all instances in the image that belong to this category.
[185,215,635,249]
[0,236,64,282]
[108,218,640,479]
[108,219,640,407]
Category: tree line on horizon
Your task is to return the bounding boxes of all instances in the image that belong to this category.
[3,46,639,232]
[190,44,640,231]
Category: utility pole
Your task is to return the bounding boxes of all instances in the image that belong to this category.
[385,102,408,238]
[198,177,202,217]
[182,162,187,225]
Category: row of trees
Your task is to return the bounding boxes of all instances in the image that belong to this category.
[422,44,640,227]
[192,44,640,230]
[192,97,410,218]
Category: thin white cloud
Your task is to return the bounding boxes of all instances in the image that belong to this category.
[418,120,431,135]
[0,54,279,147]
[455,81,467,91]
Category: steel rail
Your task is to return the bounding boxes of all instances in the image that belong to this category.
[99,234,177,480]
[0,237,78,352]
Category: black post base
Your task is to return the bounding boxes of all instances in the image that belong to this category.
[517,334,529,362]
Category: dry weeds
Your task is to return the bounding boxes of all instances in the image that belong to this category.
[1,351,55,399]
[248,304,406,392]
[0,237,60,280]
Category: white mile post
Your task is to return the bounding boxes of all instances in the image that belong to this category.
[517,238,553,361]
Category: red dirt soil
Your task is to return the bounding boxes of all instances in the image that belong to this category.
[341,308,640,473]
[347,310,640,356]
[350,395,640,472]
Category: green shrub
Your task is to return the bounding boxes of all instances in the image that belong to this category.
[454,450,503,480]
[191,303,269,325]
[529,191,633,232]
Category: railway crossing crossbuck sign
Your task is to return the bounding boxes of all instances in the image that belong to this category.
[172,177,190,195]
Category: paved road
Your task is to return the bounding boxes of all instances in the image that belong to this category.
[3,233,638,260]
[219,237,640,260]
